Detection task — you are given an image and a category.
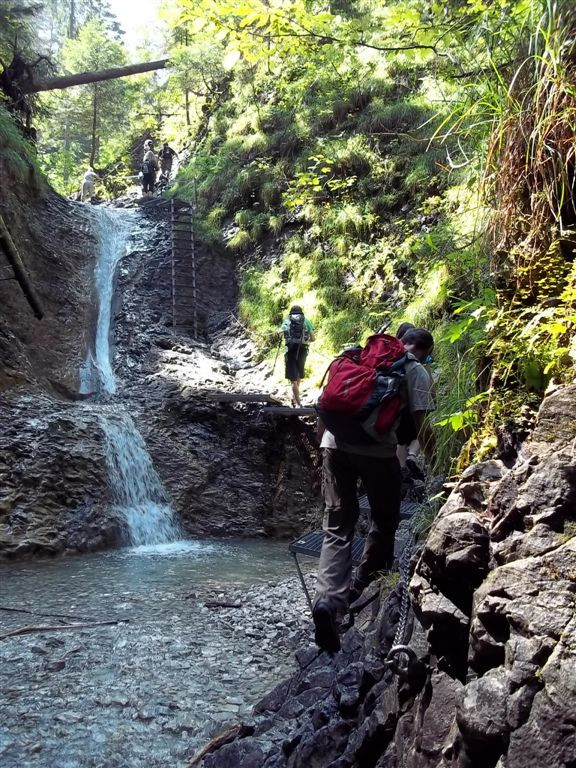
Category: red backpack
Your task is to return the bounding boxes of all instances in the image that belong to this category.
[316,334,408,445]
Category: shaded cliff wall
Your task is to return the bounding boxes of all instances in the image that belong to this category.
[0,146,96,393]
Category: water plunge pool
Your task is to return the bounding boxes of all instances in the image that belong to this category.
[0,539,313,767]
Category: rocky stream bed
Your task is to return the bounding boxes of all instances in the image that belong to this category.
[0,545,316,768]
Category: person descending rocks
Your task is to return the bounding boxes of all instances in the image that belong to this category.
[81,167,99,202]
[159,142,178,180]
[141,140,159,197]
[279,305,315,407]
[313,327,436,654]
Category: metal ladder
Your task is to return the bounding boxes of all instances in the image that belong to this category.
[170,199,197,336]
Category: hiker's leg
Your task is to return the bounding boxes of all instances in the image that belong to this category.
[291,379,301,407]
[314,448,360,615]
[285,350,299,405]
[397,443,408,468]
[295,347,307,406]
[353,455,402,589]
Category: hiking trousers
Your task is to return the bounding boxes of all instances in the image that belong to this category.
[314,448,402,614]
[142,172,155,194]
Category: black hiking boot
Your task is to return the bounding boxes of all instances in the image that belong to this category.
[347,581,367,609]
[312,599,341,654]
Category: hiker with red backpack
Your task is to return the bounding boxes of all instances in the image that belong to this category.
[312,327,435,654]
[279,305,315,407]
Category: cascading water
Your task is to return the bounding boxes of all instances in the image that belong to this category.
[80,208,133,396]
[102,410,182,547]
[84,206,183,548]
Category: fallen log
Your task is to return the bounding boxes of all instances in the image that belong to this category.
[20,59,169,93]
[0,619,129,641]
[188,723,255,766]
[0,214,44,319]
[0,605,89,622]
[204,601,242,609]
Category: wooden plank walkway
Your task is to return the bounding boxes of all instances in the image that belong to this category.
[263,406,316,416]
[207,391,316,416]
[207,393,282,404]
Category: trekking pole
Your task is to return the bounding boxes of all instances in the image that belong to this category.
[271,338,282,375]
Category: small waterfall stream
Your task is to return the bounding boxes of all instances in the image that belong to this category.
[84,207,183,547]
[102,410,183,547]
[79,208,132,396]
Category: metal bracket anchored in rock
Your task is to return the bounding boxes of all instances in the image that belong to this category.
[385,645,420,679]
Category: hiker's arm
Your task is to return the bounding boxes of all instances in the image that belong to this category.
[309,331,316,342]
[412,411,435,465]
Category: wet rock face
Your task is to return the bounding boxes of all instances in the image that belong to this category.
[0,185,96,393]
[111,205,321,541]
[197,385,576,768]
[0,200,321,558]
[0,396,117,558]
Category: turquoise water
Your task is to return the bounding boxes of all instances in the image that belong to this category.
[0,538,300,610]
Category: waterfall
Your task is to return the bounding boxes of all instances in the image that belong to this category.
[84,206,183,548]
[101,410,182,546]
[81,208,133,396]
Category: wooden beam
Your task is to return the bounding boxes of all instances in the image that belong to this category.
[207,392,283,404]
[263,406,316,416]
[21,59,169,93]
[0,214,44,320]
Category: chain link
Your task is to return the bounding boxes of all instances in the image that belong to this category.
[392,507,425,647]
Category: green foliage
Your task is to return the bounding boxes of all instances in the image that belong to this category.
[0,2,34,52]
[0,107,45,191]
[36,19,140,193]
[17,0,573,477]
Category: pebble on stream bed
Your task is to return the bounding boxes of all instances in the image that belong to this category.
[0,573,317,768]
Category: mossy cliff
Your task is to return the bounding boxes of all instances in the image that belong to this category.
[169,0,576,475]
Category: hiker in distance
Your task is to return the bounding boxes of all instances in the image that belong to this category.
[159,142,178,180]
[141,139,159,197]
[313,327,436,654]
[80,167,99,202]
[279,305,315,407]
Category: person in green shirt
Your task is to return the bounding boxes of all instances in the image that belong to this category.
[279,305,315,407]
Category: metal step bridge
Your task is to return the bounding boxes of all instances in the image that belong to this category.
[289,500,422,611]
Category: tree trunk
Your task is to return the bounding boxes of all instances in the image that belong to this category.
[0,215,44,320]
[185,88,191,126]
[21,59,169,94]
[68,0,76,38]
[62,117,70,182]
[90,86,98,167]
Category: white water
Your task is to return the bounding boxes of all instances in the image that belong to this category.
[84,207,183,548]
[81,208,133,396]
[102,409,183,546]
